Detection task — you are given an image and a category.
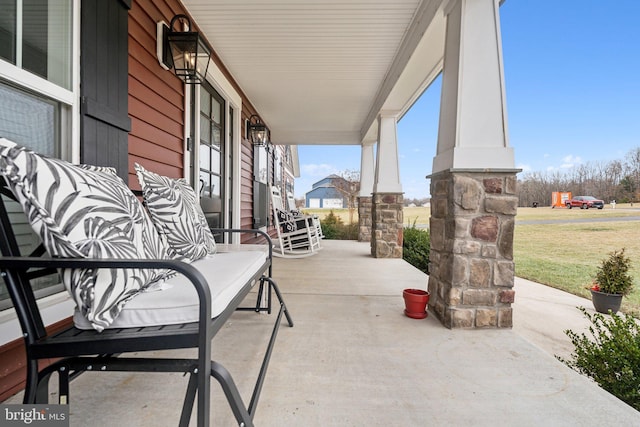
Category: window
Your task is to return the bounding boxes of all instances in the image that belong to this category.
[0,82,64,310]
[0,0,74,310]
[0,81,60,154]
[0,0,73,89]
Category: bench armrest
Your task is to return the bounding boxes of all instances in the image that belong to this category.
[0,257,212,341]
[209,228,274,269]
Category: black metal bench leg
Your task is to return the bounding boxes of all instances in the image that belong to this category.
[255,280,265,312]
[179,368,199,427]
[210,361,253,427]
[57,365,70,404]
[262,277,293,327]
[23,359,40,404]
[34,373,51,404]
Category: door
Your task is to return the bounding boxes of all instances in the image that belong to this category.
[196,83,225,240]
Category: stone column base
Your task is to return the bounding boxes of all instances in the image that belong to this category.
[357,196,372,242]
[427,170,519,328]
[371,192,403,258]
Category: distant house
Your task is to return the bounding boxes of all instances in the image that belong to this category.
[305,175,349,208]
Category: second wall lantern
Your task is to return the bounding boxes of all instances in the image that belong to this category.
[247,115,270,147]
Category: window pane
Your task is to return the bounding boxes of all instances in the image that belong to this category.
[198,171,210,198]
[211,97,221,124]
[200,116,210,144]
[199,144,210,171]
[22,0,48,79]
[200,88,210,117]
[0,82,57,155]
[210,149,220,174]
[212,125,221,148]
[22,0,72,89]
[0,82,62,309]
[0,0,16,64]
[211,175,221,197]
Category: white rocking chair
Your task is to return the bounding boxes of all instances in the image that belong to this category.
[270,186,321,258]
[286,191,324,239]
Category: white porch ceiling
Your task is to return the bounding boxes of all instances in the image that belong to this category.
[182,0,447,145]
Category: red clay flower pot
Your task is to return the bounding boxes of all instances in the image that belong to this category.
[403,288,429,319]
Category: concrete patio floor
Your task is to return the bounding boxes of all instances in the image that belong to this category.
[5,240,639,425]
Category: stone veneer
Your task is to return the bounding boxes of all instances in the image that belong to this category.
[371,193,403,258]
[357,196,372,242]
[428,170,518,328]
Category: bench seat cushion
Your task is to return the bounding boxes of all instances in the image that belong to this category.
[73,250,268,329]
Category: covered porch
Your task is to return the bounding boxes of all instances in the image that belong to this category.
[181,0,519,328]
[5,240,637,425]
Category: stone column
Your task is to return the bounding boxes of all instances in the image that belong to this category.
[371,112,403,258]
[358,196,373,242]
[358,142,375,242]
[428,170,518,328]
[371,193,403,258]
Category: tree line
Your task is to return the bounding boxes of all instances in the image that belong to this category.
[518,147,640,207]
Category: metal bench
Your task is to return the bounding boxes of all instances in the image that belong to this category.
[0,184,293,426]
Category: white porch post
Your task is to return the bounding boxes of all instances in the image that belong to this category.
[428,0,519,328]
[371,112,404,258]
[359,142,375,197]
[432,0,514,173]
[374,112,402,193]
[358,141,375,242]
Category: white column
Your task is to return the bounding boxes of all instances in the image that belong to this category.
[373,112,402,193]
[359,141,375,196]
[432,0,514,173]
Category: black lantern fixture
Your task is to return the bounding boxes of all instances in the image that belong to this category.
[160,14,211,84]
[247,115,269,147]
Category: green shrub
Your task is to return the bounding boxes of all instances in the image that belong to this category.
[320,210,358,240]
[403,223,430,274]
[594,248,634,295]
[320,211,342,239]
[557,307,640,411]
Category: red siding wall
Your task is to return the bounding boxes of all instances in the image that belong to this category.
[128,0,185,186]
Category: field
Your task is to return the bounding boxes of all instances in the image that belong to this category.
[301,205,640,314]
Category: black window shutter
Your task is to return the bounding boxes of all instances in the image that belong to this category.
[80,0,131,182]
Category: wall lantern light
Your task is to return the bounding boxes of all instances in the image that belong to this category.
[157,14,211,84]
[247,115,270,147]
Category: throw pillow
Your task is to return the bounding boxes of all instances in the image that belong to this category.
[0,138,173,331]
[135,163,216,261]
[276,209,297,233]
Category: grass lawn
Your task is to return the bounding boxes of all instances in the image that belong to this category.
[303,205,640,314]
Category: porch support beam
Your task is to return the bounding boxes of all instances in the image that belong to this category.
[433,0,514,173]
[358,142,375,242]
[371,112,403,258]
[373,112,402,194]
[428,0,518,328]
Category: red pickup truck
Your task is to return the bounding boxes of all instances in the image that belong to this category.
[566,196,604,209]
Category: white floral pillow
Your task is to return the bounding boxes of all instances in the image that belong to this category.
[0,138,173,331]
[135,163,216,261]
